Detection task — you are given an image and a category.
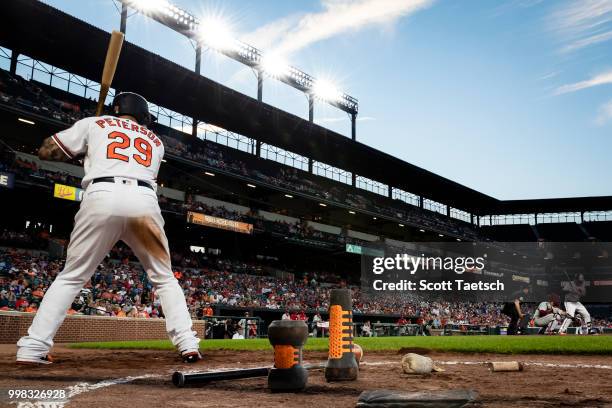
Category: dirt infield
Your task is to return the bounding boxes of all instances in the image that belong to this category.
[1,344,612,408]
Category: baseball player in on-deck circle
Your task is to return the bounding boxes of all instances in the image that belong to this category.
[16,92,201,364]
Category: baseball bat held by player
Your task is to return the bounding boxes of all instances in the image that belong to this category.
[95,30,124,116]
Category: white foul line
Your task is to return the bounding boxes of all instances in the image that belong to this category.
[362,360,612,370]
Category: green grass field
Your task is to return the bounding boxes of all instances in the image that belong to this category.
[69,335,612,355]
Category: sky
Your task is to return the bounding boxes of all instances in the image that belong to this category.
[41,0,612,201]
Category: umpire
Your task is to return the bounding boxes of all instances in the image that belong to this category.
[502,286,530,335]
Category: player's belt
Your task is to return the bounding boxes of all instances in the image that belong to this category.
[91,177,154,191]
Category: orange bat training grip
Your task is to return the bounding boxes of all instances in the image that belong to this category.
[273,345,298,369]
[325,289,359,382]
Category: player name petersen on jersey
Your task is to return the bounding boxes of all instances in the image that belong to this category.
[52,116,164,188]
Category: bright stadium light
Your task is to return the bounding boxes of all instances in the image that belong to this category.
[312,79,342,103]
[198,17,235,51]
[260,53,290,78]
[119,0,358,137]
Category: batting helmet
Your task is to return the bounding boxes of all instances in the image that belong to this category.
[111,92,152,126]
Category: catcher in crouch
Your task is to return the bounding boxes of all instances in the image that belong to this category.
[532,293,566,334]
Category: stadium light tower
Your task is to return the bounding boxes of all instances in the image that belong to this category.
[260,53,290,79]
[312,79,343,104]
[117,0,359,140]
[197,17,235,52]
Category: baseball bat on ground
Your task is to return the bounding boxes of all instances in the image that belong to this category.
[489,361,524,372]
[172,363,326,387]
[95,30,124,116]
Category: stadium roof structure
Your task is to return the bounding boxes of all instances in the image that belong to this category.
[2,0,612,218]
[491,196,612,216]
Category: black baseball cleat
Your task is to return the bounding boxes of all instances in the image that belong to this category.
[181,350,202,363]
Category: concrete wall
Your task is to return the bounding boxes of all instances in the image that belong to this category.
[307,221,341,235]
[15,152,84,177]
[158,186,184,201]
[258,210,299,223]
[385,238,417,251]
[194,195,250,214]
[347,229,379,242]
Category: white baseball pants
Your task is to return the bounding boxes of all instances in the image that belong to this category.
[564,302,591,324]
[17,179,200,359]
[559,302,591,334]
[534,313,561,333]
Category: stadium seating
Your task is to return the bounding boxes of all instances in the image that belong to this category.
[0,69,484,242]
[0,245,507,326]
[3,245,610,329]
[1,66,611,331]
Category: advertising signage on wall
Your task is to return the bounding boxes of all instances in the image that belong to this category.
[0,172,15,189]
[346,243,385,257]
[53,183,84,202]
[187,211,253,235]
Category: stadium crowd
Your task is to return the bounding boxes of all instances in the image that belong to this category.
[1,153,81,187]
[3,244,610,330]
[0,245,499,325]
[0,69,92,124]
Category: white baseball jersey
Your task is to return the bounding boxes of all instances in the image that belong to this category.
[533,301,562,320]
[17,115,200,362]
[533,302,551,320]
[52,116,164,188]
